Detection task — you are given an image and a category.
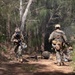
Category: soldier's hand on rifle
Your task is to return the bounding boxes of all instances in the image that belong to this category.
[13,39,18,42]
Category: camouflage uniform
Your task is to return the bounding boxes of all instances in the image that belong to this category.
[49,24,67,66]
[63,45,73,62]
[11,27,24,59]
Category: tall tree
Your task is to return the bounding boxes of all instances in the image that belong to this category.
[20,0,33,32]
[20,0,23,22]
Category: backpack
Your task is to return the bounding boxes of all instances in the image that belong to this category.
[54,30,64,43]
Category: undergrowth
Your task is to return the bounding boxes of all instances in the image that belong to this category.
[71,43,75,72]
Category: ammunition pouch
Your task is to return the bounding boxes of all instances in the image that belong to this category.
[52,40,62,50]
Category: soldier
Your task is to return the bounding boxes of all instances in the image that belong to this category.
[49,24,68,66]
[11,27,24,62]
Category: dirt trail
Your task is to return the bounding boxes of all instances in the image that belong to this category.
[0,54,74,75]
[28,55,73,74]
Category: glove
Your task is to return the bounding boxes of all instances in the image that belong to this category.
[13,39,18,42]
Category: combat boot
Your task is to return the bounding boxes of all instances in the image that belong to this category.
[61,62,65,66]
[57,62,61,66]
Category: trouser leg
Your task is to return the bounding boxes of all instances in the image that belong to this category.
[56,51,61,63]
[14,45,19,53]
[56,50,64,66]
[60,51,65,65]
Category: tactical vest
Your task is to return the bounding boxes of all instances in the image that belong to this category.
[53,31,64,42]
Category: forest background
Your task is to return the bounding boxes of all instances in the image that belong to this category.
[0,0,75,70]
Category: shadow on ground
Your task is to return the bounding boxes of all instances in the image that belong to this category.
[34,71,75,75]
[0,61,75,75]
[0,54,8,62]
[0,62,46,75]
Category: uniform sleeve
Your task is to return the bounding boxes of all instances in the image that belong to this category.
[62,31,67,42]
[20,32,24,41]
[11,33,15,42]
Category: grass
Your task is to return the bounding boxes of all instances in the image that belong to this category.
[71,44,75,72]
[0,45,7,53]
[21,63,38,72]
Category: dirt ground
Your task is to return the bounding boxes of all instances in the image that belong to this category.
[0,53,75,75]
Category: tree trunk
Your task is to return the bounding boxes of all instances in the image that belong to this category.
[20,0,23,22]
[6,13,10,41]
[21,0,33,32]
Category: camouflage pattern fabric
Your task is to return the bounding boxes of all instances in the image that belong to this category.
[49,29,68,66]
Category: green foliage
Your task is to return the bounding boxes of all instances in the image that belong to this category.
[39,9,47,20]
[0,45,7,52]
[72,44,75,60]
[26,0,75,51]
[31,36,42,47]
[0,0,20,35]
[0,34,6,42]
[71,44,75,71]
[0,0,75,51]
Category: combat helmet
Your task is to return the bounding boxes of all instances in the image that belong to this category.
[15,27,20,32]
[55,24,61,28]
